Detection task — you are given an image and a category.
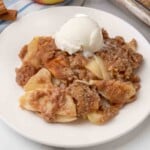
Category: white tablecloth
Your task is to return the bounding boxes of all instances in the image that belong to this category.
[0,0,150,150]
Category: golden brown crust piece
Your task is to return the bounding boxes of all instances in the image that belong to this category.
[20,88,64,121]
[87,107,119,124]
[67,82,100,117]
[99,35,143,81]
[16,63,38,86]
[91,80,136,104]
[45,54,74,80]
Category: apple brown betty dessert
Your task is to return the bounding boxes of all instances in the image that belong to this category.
[16,29,143,124]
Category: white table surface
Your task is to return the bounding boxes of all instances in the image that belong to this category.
[0,0,150,150]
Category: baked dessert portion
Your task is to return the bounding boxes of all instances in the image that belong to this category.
[16,29,143,124]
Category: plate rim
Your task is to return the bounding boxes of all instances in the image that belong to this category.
[0,6,150,148]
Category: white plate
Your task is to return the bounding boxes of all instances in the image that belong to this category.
[0,6,150,148]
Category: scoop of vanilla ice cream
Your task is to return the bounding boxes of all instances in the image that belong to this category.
[55,14,103,56]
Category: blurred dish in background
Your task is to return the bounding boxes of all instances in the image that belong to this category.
[33,0,72,5]
[111,0,150,26]
[136,0,150,10]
